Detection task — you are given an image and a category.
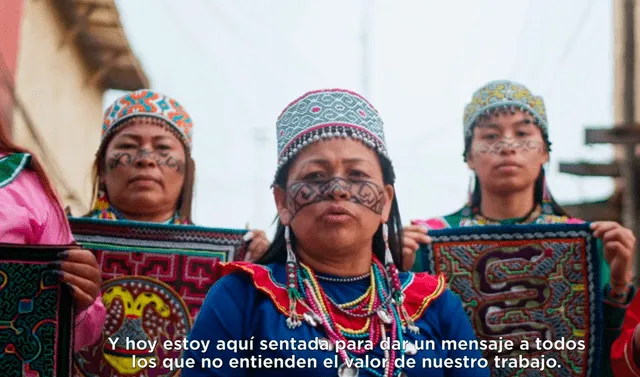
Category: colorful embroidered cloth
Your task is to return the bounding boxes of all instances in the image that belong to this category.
[419,223,602,377]
[0,244,74,377]
[68,218,248,377]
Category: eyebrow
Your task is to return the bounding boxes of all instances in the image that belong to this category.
[476,123,501,130]
[115,134,174,142]
[300,157,372,166]
[477,118,534,130]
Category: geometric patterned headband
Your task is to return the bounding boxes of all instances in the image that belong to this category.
[463,80,549,143]
[274,88,388,183]
[101,89,194,151]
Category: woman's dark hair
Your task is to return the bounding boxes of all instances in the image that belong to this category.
[469,168,569,217]
[256,153,406,270]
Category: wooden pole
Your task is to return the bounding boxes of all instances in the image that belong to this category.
[621,0,640,283]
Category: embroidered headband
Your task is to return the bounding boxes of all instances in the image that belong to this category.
[101,89,194,151]
[274,89,388,182]
[463,80,549,153]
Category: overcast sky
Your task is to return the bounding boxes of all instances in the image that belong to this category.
[108,0,615,234]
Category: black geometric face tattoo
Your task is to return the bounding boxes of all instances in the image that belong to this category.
[472,138,544,156]
[107,148,185,174]
[286,177,385,219]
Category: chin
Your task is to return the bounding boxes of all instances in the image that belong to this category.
[490,177,530,193]
[315,228,361,250]
[122,193,164,209]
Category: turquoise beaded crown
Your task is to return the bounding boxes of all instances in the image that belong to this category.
[274,89,388,180]
[463,80,549,141]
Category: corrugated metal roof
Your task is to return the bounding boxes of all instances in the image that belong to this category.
[54,0,149,91]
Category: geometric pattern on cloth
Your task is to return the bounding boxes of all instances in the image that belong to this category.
[420,223,602,377]
[68,218,248,377]
[0,244,75,377]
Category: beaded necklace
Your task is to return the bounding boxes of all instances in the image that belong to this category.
[283,227,418,377]
[89,190,189,225]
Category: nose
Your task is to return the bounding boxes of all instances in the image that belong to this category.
[322,178,352,200]
[134,149,157,168]
[498,137,517,156]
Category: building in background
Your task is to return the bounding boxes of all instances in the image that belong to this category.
[0,0,148,215]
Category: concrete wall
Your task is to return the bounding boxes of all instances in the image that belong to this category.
[13,0,103,215]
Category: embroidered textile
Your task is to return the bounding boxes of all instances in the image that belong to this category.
[0,244,74,377]
[69,218,248,377]
[420,223,603,377]
[102,89,194,150]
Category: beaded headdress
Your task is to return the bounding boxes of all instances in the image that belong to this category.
[101,89,194,151]
[463,80,549,149]
[274,88,388,182]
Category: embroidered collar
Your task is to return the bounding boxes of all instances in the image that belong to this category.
[0,153,31,188]
[88,191,189,225]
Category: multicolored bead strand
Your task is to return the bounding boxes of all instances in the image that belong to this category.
[291,259,408,377]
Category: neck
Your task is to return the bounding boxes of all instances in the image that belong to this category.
[296,242,373,277]
[479,185,536,220]
[118,206,177,223]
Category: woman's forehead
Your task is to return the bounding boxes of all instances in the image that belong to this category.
[294,138,378,163]
[476,110,535,129]
[111,121,179,141]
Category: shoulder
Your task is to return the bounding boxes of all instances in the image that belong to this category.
[210,262,287,301]
[399,271,448,319]
[401,272,468,329]
[0,154,72,244]
[536,214,585,224]
[411,208,467,230]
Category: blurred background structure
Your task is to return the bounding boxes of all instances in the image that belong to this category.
[561,0,639,227]
[0,0,147,215]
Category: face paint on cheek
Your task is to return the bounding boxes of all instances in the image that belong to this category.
[155,152,186,174]
[285,177,385,219]
[106,153,134,170]
[472,138,545,156]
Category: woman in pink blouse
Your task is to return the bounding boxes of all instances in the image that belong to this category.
[0,120,105,351]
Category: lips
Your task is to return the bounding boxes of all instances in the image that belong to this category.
[320,205,354,218]
[494,161,521,169]
[128,175,160,184]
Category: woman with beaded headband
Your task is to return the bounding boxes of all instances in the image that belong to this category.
[0,118,105,351]
[402,80,636,376]
[77,89,270,260]
[182,89,489,377]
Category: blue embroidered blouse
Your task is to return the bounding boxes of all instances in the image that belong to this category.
[181,263,489,377]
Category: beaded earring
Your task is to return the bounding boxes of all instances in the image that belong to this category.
[95,187,110,211]
[284,225,302,329]
[382,223,419,334]
[540,168,554,215]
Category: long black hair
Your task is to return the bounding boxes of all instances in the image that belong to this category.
[256,153,406,270]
